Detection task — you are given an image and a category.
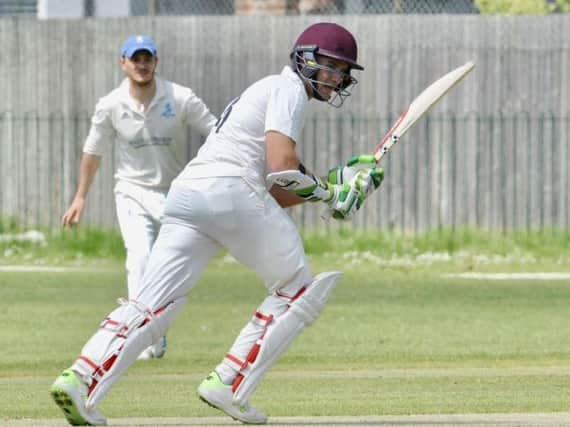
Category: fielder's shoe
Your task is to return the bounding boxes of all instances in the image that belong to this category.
[50,368,107,426]
[137,335,167,361]
[197,371,267,424]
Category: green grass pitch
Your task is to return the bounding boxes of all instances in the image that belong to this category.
[3,255,570,420]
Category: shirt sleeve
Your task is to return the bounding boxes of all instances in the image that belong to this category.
[182,90,217,136]
[82,100,116,155]
[265,84,306,144]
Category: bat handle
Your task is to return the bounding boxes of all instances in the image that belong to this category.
[373,134,399,163]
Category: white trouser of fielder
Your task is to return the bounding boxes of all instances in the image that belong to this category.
[114,181,167,298]
[72,176,336,409]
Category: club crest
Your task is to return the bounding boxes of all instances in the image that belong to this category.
[161,102,175,118]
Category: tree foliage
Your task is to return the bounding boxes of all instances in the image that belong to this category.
[476,0,570,14]
[553,0,570,12]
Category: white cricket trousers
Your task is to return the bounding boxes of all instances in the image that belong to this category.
[114,181,167,298]
[73,176,314,405]
[136,176,313,377]
[136,176,312,307]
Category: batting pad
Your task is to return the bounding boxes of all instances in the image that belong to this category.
[233,271,342,405]
[72,297,187,410]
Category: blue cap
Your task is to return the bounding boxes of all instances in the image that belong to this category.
[121,35,157,58]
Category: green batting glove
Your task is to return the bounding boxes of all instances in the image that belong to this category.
[328,154,378,185]
[350,167,384,209]
[289,172,362,220]
[293,174,331,202]
[324,182,361,221]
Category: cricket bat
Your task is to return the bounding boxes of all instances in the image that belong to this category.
[372,61,475,163]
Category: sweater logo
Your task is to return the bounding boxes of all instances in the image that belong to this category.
[161,102,175,118]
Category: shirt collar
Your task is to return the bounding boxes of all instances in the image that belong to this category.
[119,76,166,112]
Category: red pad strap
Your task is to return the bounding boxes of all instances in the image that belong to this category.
[246,343,260,364]
[276,285,307,302]
[232,373,244,393]
[225,353,246,369]
[254,311,273,324]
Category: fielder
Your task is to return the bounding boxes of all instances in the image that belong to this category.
[51,23,383,426]
[61,35,217,360]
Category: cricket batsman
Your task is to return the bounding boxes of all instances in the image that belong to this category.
[51,22,384,425]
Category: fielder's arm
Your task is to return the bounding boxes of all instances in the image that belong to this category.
[61,153,101,227]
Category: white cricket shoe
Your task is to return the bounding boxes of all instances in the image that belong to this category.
[137,335,167,361]
[50,368,107,426]
[197,371,267,424]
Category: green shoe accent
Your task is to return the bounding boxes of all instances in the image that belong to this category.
[51,368,106,425]
[50,369,90,426]
[197,371,267,424]
[199,371,226,391]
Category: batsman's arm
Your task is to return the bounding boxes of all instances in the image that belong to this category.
[266,130,306,208]
[61,153,101,227]
[265,130,360,218]
[269,185,305,208]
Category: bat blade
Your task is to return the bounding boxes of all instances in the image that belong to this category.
[373,61,475,162]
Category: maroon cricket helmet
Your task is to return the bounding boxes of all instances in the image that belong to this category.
[290,23,363,107]
[293,22,363,70]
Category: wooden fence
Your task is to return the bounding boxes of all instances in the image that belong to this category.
[1,111,569,232]
[0,15,568,232]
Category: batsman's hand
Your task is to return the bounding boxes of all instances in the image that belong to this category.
[323,157,384,220]
[351,167,384,207]
[323,182,361,221]
[330,168,383,220]
[328,154,378,186]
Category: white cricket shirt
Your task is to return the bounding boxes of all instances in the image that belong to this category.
[83,76,216,190]
[175,66,309,189]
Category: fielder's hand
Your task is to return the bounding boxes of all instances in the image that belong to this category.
[61,197,86,227]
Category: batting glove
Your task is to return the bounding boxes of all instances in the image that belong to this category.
[325,155,384,220]
[290,174,361,220]
[328,154,378,185]
[323,181,362,220]
[350,167,384,209]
